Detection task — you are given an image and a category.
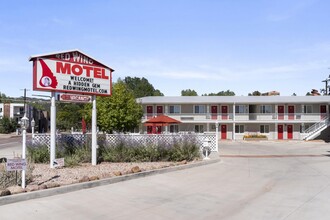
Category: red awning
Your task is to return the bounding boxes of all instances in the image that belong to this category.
[144,123,168,126]
[144,115,181,125]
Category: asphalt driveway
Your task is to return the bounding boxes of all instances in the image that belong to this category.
[1,141,330,220]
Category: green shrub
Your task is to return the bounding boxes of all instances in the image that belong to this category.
[169,139,201,161]
[28,142,91,167]
[27,145,50,163]
[0,116,17,134]
[100,135,201,163]
[27,134,202,165]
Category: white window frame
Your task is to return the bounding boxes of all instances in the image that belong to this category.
[304,105,312,114]
[235,105,247,114]
[194,125,204,133]
[235,124,245,133]
[260,105,272,114]
[300,124,312,133]
[260,124,270,133]
[169,124,179,133]
[194,105,206,114]
[169,105,181,114]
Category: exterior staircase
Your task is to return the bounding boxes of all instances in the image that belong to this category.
[303,117,329,141]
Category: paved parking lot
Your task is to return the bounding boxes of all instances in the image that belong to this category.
[1,141,330,220]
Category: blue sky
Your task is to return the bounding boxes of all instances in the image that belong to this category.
[1,0,330,97]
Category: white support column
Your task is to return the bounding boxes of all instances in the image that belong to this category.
[215,121,219,152]
[92,95,97,166]
[50,92,56,168]
[233,123,236,141]
[233,103,236,141]
[233,103,236,121]
[275,104,278,119]
[275,123,278,140]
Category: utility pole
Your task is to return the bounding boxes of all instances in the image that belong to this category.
[321,74,330,95]
[20,88,30,114]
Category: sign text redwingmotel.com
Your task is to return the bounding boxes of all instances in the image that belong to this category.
[30,50,114,96]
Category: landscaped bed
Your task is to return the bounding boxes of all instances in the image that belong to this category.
[0,134,202,196]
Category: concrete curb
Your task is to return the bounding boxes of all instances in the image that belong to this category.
[0,158,220,206]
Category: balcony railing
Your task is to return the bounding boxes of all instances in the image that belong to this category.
[143,113,327,122]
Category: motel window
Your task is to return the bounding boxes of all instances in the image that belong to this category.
[300,124,312,133]
[194,105,206,114]
[260,125,269,133]
[235,105,247,114]
[304,105,312,114]
[235,125,245,133]
[194,125,204,133]
[259,105,272,114]
[169,105,180,114]
[169,124,179,133]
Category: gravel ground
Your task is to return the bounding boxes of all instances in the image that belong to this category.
[28,161,190,188]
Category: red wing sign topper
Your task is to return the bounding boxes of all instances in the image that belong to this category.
[29,49,114,96]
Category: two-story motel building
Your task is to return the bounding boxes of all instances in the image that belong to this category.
[139,96,330,141]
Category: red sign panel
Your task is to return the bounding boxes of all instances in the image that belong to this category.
[59,93,91,103]
[30,50,114,96]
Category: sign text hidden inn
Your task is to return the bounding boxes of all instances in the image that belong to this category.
[30,50,114,96]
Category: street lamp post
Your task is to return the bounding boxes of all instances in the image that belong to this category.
[21,114,29,188]
[31,118,35,140]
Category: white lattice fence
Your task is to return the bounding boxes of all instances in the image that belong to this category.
[33,133,218,151]
[196,134,217,151]
[105,133,218,151]
[33,134,88,147]
[33,134,51,146]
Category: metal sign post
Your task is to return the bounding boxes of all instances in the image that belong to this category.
[50,91,56,168]
[92,95,97,165]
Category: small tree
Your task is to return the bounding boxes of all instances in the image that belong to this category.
[248,91,261,96]
[56,103,85,131]
[203,90,235,96]
[0,116,17,134]
[123,77,164,98]
[181,89,198,96]
[85,81,143,133]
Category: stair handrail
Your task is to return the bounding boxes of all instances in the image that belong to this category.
[304,117,329,135]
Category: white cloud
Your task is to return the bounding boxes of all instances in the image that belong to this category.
[142,60,327,82]
[266,0,317,22]
[51,17,73,26]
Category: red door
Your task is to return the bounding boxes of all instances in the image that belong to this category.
[278,125,283,140]
[211,106,218,120]
[147,106,153,119]
[278,106,284,120]
[287,125,293,139]
[221,106,228,120]
[221,125,227,139]
[288,106,295,120]
[156,106,163,115]
[320,105,327,120]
